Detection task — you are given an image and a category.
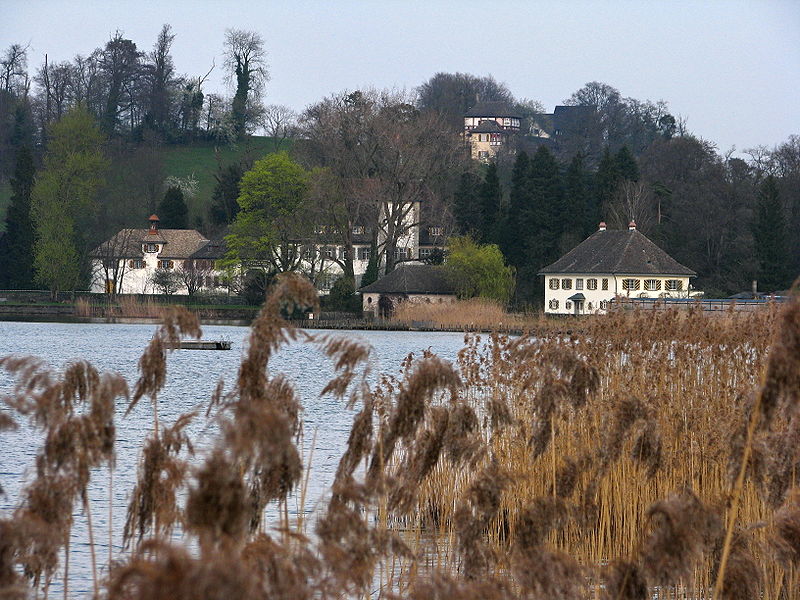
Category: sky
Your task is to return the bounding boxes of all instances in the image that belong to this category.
[3,0,799,153]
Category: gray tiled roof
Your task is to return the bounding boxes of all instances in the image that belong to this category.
[91,228,210,259]
[470,119,506,134]
[465,101,521,119]
[538,229,696,276]
[358,264,455,294]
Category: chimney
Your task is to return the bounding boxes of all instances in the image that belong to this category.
[628,220,637,231]
[752,280,758,294]
[148,214,160,235]
[598,221,607,232]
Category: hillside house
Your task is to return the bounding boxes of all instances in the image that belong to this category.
[538,222,698,315]
[464,101,522,161]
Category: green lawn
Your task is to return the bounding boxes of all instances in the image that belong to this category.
[161,136,289,225]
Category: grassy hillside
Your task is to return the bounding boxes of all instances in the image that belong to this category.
[0,136,288,234]
[160,136,287,226]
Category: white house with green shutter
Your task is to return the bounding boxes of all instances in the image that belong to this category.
[538,222,698,315]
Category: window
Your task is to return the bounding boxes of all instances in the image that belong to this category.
[548,299,559,310]
[428,226,443,236]
[129,259,144,269]
[561,278,572,290]
[549,279,560,290]
[144,243,158,253]
[576,278,584,290]
[478,151,489,160]
[352,225,365,235]
[394,247,410,261]
[587,278,597,290]
[503,118,511,127]
[357,246,371,261]
[587,302,593,311]
[419,247,432,259]
[339,247,348,260]
[600,300,608,310]
[158,259,174,269]
[645,279,661,291]
[322,246,335,259]
[602,278,609,290]
[565,301,572,310]
[622,278,640,291]
[665,279,683,291]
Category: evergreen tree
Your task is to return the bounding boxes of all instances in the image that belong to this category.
[615,146,639,182]
[0,145,36,288]
[452,170,483,236]
[501,151,531,267]
[210,163,244,226]
[525,145,563,271]
[594,147,620,222]
[563,153,592,241]
[359,240,380,288]
[478,162,502,243]
[753,175,791,292]
[158,186,188,228]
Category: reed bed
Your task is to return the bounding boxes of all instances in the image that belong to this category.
[1,275,799,600]
[391,298,531,331]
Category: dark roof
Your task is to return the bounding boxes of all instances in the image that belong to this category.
[91,228,209,259]
[538,228,696,276]
[190,238,227,260]
[358,264,455,295]
[470,120,506,134]
[465,101,521,119]
[552,105,593,134]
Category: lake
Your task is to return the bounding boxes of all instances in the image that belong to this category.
[0,320,469,597]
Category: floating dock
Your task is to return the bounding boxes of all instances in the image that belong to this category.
[168,340,232,350]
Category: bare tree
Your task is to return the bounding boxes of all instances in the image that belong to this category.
[608,180,655,233]
[223,29,268,138]
[178,259,212,296]
[261,104,296,150]
[91,228,137,296]
[0,43,30,96]
[35,56,72,127]
[299,89,464,278]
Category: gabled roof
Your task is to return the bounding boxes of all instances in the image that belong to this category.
[190,237,227,260]
[91,228,210,259]
[552,105,593,134]
[538,229,696,276]
[358,264,455,295]
[465,101,521,119]
[470,119,506,134]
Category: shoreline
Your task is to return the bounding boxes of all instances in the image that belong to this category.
[0,310,526,335]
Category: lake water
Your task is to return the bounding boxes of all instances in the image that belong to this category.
[0,321,468,597]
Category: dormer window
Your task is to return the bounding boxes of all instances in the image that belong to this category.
[144,243,159,253]
[428,226,443,236]
[352,225,365,235]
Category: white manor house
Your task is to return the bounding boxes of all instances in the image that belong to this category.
[91,206,446,295]
[538,221,698,315]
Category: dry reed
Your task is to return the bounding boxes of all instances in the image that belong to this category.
[1,283,798,599]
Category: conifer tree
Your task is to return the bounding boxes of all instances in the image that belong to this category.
[753,175,791,292]
[453,170,483,236]
[594,147,620,222]
[0,145,36,288]
[563,153,592,241]
[615,145,639,182]
[525,145,563,270]
[158,186,188,229]
[501,151,531,267]
[359,240,380,288]
[478,162,502,243]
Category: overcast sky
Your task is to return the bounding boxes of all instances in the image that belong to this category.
[4,0,798,153]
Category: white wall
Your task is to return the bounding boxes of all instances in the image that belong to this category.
[542,274,693,315]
